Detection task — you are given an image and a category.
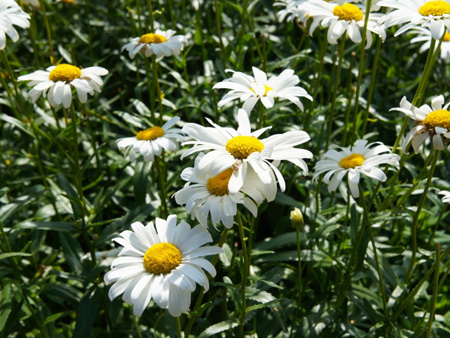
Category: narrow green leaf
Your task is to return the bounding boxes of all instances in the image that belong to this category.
[0,252,32,261]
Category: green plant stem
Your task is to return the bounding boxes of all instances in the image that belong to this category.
[154,155,168,218]
[175,317,182,338]
[132,313,143,338]
[39,0,56,65]
[236,212,249,338]
[144,57,156,121]
[361,35,382,136]
[146,0,155,31]
[151,56,164,124]
[359,186,389,330]
[350,0,372,143]
[258,101,265,129]
[426,243,440,338]
[214,0,226,64]
[296,224,302,305]
[184,229,229,337]
[326,36,346,149]
[404,150,440,283]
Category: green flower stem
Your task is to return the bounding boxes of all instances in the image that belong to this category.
[296,224,302,305]
[184,229,229,337]
[146,0,155,31]
[325,36,346,149]
[39,0,56,65]
[361,35,382,136]
[359,186,389,329]
[426,243,440,338]
[214,0,226,64]
[134,0,142,34]
[151,56,164,124]
[236,212,249,338]
[143,57,156,121]
[404,150,440,284]
[427,204,447,245]
[291,20,311,70]
[349,0,372,143]
[154,155,168,218]
[132,313,143,338]
[68,104,96,265]
[258,101,265,129]
[175,317,182,338]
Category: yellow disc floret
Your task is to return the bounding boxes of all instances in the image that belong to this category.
[339,153,365,169]
[418,1,450,16]
[444,32,450,41]
[333,3,364,21]
[250,84,273,96]
[207,168,233,196]
[136,126,165,141]
[423,109,450,130]
[49,64,82,83]
[225,136,264,159]
[139,33,167,44]
[143,243,182,274]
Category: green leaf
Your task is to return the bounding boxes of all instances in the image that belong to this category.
[197,320,239,338]
[73,288,100,338]
[0,252,32,261]
[16,221,75,232]
[0,284,12,332]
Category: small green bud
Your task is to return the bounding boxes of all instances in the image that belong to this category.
[290,208,304,228]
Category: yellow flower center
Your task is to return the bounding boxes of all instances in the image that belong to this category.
[423,109,450,130]
[139,33,167,44]
[418,1,450,16]
[250,84,273,96]
[333,3,364,21]
[143,243,182,275]
[49,64,82,83]
[339,154,365,169]
[225,136,264,159]
[207,168,233,196]
[443,31,450,41]
[136,126,165,140]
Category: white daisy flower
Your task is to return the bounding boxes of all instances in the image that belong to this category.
[391,95,450,153]
[410,27,450,61]
[121,29,186,60]
[104,215,222,317]
[181,108,312,197]
[174,153,267,229]
[274,0,310,22]
[302,0,386,48]
[378,0,450,40]
[438,190,450,203]
[213,67,312,114]
[0,0,30,50]
[116,116,184,163]
[313,140,400,198]
[18,64,108,108]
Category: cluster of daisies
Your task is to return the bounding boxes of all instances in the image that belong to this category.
[6,0,450,320]
[275,0,450,60]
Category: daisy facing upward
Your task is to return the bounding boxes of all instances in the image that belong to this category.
[104,215,222,317]
[18,64,108,109]
[313,140,400,198]
[181,109,312,198]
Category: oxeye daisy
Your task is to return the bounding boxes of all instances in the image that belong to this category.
[313,140,400,198]
[0,0,30,50]
[104,215,222,317]
[302,0,386,47]
[181,109,312,196]
[116,116,184,162]
[121,29,186,60]
[410,27,450,61]
[391,95,450,153]
[174,153,267,229]
[379,0,450,40]
[212,67,312,114]
[18,64,108,108]
[274,0,310,22]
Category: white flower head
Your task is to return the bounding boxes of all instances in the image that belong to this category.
[174,153,267,229]
[213,67,312,115]
[303,0,386,48]
[438,190,450,203]
[274,0,310,22]
[121,29,186,61]
[379,0,450,40]
[18,64,108,108]
[0,0,30,50]
[116,116,184,162]
[104,215,222,317]
[391,95,450,153]
[181,109,313,200]
[313,140,400,198]
[410,27,450,61]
